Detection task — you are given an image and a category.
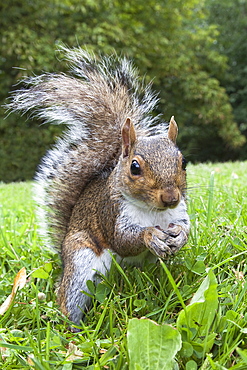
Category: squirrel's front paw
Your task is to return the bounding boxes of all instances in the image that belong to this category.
[143,227,173,258]
[164,223,188,253]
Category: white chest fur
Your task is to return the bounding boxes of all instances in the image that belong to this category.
[119,197,188,230]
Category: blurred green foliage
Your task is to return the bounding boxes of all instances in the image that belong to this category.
[207,0,247,159]
[0,0,246,182]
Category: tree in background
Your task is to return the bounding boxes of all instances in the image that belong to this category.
[0,0,246,182]
[207,0,247,159]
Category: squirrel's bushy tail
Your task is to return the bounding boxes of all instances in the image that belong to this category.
[8,46,165,250]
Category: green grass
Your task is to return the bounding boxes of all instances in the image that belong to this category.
[0,161,247,369]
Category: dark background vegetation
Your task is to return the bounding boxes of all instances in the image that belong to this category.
[0,0,246,182]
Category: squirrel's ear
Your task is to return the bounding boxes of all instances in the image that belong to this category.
[167,116,178,144]
[121,118,137,158]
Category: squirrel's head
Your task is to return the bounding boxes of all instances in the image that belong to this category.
[118,117,187,210]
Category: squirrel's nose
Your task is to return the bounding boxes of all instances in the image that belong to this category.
[160,189,180,208]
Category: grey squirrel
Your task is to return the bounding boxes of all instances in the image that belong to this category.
[9,47,190,326]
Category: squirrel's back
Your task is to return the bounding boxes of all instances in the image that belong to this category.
[8,47,168,250]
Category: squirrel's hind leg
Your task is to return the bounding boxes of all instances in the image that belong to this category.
[58,246,112,326]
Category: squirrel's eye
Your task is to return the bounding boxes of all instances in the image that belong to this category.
[182,157,187,171]
[130,160,141,176]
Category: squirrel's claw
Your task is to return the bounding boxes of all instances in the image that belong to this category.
[143,225,187,258]
[143,227,173,258]
[149,236,173,258]
[165,225,188,253]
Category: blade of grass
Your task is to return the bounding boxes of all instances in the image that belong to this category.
[206,171,215,226]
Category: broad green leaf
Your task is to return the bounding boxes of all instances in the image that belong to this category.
[31,262,52,279]
[44,262,52,272]
[191,333,216,358]
[62,364,73,370]
[95,283,111,303]
[225,310,241,322]
[201,333,216,353]
[31,268,49,279]
[180,341,194,357]
[134,365,143,370]
[191,260,206,274]
[177,270,218,339]
[86,279,95,294]
[127,318,182,370]
[186,360,197,370]
[133,298,146,312]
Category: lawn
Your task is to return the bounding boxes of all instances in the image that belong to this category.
[0,161,247,369]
